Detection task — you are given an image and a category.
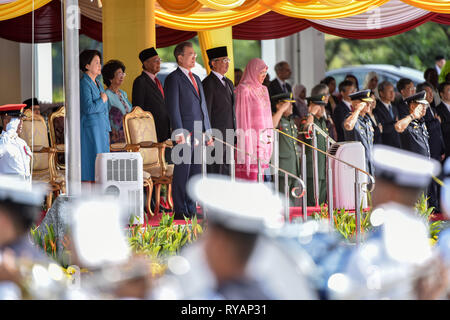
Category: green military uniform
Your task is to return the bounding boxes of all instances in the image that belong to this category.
[277,115,302,203]
[302,116,328,207]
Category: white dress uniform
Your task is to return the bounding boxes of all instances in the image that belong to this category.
[0,117,31,180]
[328,145,441,300]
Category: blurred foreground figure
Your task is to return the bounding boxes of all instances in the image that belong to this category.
[152,175,317,300]
[333,145,447,299]
[66,198,153,300]
[0,176,66,299]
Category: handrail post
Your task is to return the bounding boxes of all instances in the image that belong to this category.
[326,137,334,227]
[301,143,308,222]
[312,125,320,208]
[354,168,361,245]
[201,133,207,219]
[273,130,280,194]
[229,143,235,182]
[201,133,207,179]
[257,158,263,183]
[284,172,290,223]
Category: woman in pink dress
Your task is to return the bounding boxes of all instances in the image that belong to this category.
[235,58,273,181]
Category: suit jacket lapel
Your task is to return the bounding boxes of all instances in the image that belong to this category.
[177,68,199,99]
[142,72,164,100]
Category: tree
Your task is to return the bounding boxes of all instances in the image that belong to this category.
[326,22,450,72]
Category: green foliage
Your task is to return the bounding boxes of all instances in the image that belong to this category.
[415,193,443,241]
[127,212,204,264]
[313,204,372,243]
[326,22,450,71]
[30,225,71,268]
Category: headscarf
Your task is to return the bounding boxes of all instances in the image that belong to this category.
[293,84,308,118]
[235,58,273,174]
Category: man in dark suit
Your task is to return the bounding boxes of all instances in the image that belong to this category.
[164,41,213,219]
[132,47,171,145]
[202,46,236,176]
[436,81,450,160]
[268,61,292,113]
[332,80,355,142]
[395,78,416,118]
[373,80,402,148]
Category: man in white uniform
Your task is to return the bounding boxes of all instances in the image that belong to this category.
[0,104,31,180]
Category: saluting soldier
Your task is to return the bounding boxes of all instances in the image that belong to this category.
[301,93,329,207]
[394,91,430,158]
[343,89,375,175]
[0,104,32,181]
[271,92,301,203]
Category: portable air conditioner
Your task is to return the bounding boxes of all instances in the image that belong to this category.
[95,152,144,225]
[328,141,369,210]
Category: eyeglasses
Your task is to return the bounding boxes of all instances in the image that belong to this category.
[214,58,231,63]
[183,52,197,58]
[117,72,126,77]
[154,58,163,63]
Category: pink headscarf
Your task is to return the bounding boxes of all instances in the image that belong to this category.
[235,58,273,175]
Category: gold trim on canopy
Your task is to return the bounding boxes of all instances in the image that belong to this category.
[401,0,450,14]
[262,0,390,20]
[157,0,202,16]
[197,0,246,10]
[0,0,51,21]
[155,3,270,31]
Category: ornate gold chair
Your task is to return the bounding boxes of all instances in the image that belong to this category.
[19,109,65,208]
[48,106,66,171]
[120,106,174,216]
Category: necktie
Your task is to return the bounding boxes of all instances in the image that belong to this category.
[388,105,394,120]
[188,71,199,95]
[282,83,287,93]
[154,77,164,98]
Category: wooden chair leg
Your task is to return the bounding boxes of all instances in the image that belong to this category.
[167,183,174,210]
[145,179,154,217]
[154,183,161,215]
[46,191,53,210]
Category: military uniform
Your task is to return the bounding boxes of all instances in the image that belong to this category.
[400,119,430,158]
[399,91,431,159]
[343,114,375,175]
[301,116,328,207]
[277,115,301,202]
[333,145,441,300]
[343,90,375,176]
[0,105,31,180]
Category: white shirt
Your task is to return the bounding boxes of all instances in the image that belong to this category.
[380,100,393,112]
[212,70,226,86]
[277,78,289,92]
[179,66,198,88]
[342,99,352,111]
[436,64,441,75]
[0,129,32,179]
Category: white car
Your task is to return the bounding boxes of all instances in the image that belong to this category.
[157,62,208,86]
[325,64,425,91]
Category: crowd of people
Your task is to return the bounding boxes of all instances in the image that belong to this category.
[2,42,450,300]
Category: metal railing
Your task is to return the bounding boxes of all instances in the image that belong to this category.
[200,133,306,224]
[265,123,375,244]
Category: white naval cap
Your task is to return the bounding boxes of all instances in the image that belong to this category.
[0,175,46,207]
[187,175,284,234]
[372,145,441,188]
